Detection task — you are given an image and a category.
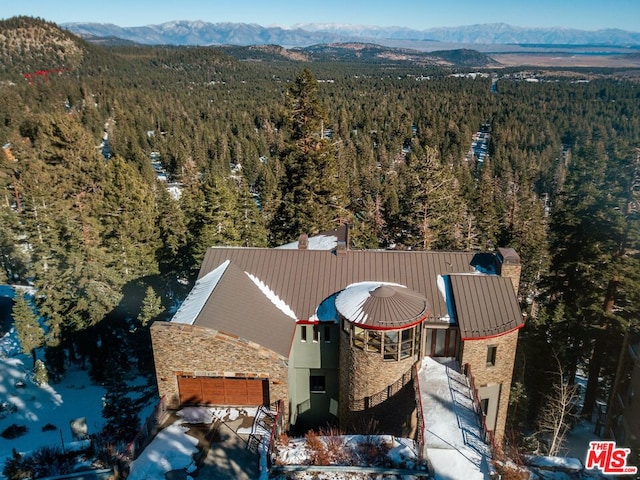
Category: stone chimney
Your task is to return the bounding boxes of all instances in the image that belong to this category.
[298,234,308,250]
[335,240,347,257]
[496,247,521,296]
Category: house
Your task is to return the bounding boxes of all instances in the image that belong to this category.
[150,227,524,445]
[603,332,640,467]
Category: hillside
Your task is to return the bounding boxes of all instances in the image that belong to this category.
[0,16,85,75]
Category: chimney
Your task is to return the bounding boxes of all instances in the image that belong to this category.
[336,240,347,257]
[496,247,521,296]
[298,234,308,250]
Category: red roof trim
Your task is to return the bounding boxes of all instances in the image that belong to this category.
[460,322,524,341]
[346,314,430,331]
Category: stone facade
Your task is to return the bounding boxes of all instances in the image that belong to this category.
[338,327,416,429]
[460,328,520,445]
[150,321,289,421]
[497,247,522,297]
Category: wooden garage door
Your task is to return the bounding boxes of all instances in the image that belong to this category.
[178,376,268,406]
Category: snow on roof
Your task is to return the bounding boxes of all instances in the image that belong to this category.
[171,260,230,325]
[334,281,404,325]
[246,272,297,320]
[276,234,337,250]
[417,356,492,480]
[436,275,454,323]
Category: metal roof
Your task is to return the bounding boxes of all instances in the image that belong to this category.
[186,260,296,357]
[335,282,429,329]
[197,247,523,339]
[448,274,523,339]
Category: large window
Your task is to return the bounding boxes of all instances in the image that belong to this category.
[424,328,459,358]
[349,323,422,361]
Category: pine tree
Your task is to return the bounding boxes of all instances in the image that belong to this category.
[138,286,164,328]
[270,68,348,245]
[393,146,471,250]
[12,290,44,366]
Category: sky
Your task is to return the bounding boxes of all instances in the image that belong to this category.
[2,0,639,32]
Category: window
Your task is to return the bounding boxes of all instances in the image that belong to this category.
[383,331,399,361]
[310,375,326,393]
[301,325,307,342]
[400,328,414,359]
[366,330,382,353]
[481,398,489,416]
[434,329,446,356]
[353,326,365,349]
[313,325,320,343]
[324,325,331,343]
[486,345,497,366]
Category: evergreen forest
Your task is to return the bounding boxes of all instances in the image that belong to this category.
[1,16,640,456]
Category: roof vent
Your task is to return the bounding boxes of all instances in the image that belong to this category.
[298,234,308,250]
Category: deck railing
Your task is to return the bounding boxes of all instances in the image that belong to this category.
[352,366,415,411]
[463,363,496,453]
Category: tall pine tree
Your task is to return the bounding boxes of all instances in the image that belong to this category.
[270,68,348,245]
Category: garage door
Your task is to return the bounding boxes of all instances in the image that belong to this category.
[178,376,268,406]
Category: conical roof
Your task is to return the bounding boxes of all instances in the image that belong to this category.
[335,282,429,329]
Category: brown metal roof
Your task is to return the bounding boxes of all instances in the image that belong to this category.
[197,247,521,340]
[199,248,477,321]
[448,274,524,339]
[193,261,295,357]
[336,283,429,329]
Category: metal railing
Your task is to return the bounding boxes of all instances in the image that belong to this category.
[412,362,425,460]
[352,367,415,411]
[462,364,496,453]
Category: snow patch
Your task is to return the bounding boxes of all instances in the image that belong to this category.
[171,260,230,325]
[246,272,297,319]
[334,281,404,324]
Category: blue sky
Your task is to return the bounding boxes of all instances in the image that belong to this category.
[2,0,639,31]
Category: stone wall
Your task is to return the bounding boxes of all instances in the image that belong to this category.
[460,328,520,446]
[150,321,289,421]
[338,328,415,430]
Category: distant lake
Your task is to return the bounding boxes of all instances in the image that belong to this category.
[0,285,14,335]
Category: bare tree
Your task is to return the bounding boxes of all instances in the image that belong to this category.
[535,356,580,456]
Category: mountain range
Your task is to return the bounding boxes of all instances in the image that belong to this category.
[63,21,640,52]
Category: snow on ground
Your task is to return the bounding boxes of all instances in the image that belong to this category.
[127,406,266,480]
[0,353,107,471]
[126,421,198,480]
[417,356,492,480]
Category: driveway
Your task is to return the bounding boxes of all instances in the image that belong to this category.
[164,409,261,480]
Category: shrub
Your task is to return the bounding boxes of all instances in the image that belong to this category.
[1,424,28,439]
[41,423,57,432]
[33,359,48,385]
[305,430,330,466]
[319,426,349,464]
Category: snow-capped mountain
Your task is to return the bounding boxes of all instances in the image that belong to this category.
[63,21,640,49]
